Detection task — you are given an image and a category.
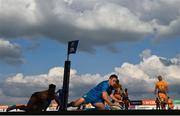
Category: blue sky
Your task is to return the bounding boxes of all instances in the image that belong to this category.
[1,36,179,76]
[0,0,180,104]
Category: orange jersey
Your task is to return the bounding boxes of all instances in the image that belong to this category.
[155,80,168,93]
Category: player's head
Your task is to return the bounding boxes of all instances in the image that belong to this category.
[157,75,162,81]
[125,88,128,92]
[109,74,118,87]
[48,84,56,94]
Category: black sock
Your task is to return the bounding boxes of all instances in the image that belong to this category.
[67,102,73,107]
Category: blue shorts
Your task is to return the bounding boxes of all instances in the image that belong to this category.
[82,94,104,105]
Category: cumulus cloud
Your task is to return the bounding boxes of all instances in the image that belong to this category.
[0,39,24,65]
[2,67,65,97]
[139,49,152,60]
[0,89,28,105]
[0,49,180,104]
[1,0,180,53]
[115,50,180,99]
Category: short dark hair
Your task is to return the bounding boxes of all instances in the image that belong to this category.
[49,84,56,89]
[109,74,118,79]
[116,79,119,84]
[157,75,162,80]
[125,88,128,91]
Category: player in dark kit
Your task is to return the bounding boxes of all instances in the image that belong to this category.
[7,84,61,112]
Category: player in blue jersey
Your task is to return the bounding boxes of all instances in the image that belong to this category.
[68,74,120,110]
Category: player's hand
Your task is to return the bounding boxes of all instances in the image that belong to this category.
[112,103,120,107]
[56,106,60,110]
[117,100,123,103]
[110,104,121,110]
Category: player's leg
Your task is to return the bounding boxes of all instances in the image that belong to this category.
[93,102,106,110]
[68,97,85,107]
[6,105,26,112]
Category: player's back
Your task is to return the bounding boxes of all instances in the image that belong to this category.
[86,80,111,100]
[156,80,168,93]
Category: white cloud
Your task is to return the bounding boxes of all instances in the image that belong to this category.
[75,3,153,33]
[0,89,28,105]
[1,50,180,104]
[0,39,24,65]
[139,49,152,60]
[2,67,77,98]
[1,0,180,53]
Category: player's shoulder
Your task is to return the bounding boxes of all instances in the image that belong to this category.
[99,80,109,88]
[37,90,48,96]
[155,81,159,85]
[100,80,108,85]
[162,80,168,84]
[164,81,168,85]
